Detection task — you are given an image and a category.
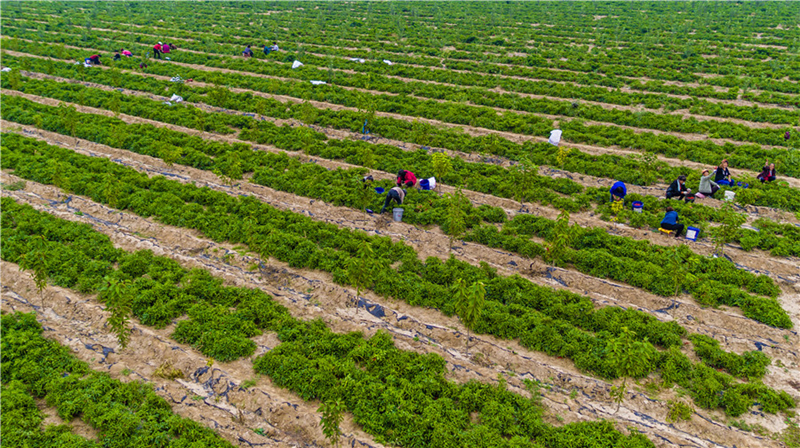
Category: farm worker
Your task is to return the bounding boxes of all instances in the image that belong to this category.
[361,174,374,187]
[243,45,254,58]
[380,186,406,214]
[666,175,691,201]
[396,169,417,188]
[609,180,626,202]
[139,62,148,70]
[153,42,163,59]
[785,130,791,141]
[88,54,101,65]
[122,49,132,57]
[660,207,684,238]
[714,159,734,186]
[698,169,720,197]
[757,159,777,183]
[270,42,279,52]
[113,50,121,61]
[162,43,171,54]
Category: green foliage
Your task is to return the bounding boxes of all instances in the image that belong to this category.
[454,279,486,354]
[666,400,694,423]
[712,201,746,257]
[98,276,133,349]
[1,312,235,447]
[444,187,468,250]
[430,152,452,191]
[319,399,346,448]
[606,327,656,412]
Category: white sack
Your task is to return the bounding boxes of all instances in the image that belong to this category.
[548,129,562,146]
[291,60,303,69]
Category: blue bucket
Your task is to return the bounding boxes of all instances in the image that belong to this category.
[632,201,643,213]
[419,179,431,190]
[685,226,700,241]
[375,187,385,194]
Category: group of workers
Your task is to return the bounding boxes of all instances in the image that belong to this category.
[610,157,780,239]
[359,170,417,214]
[87,41,178,65]
[243,43,280,58]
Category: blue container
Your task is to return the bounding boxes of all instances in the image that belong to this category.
[632,201,643,213]
[375,187,385,194]
[419,179,431,190]
[685,226,700,241]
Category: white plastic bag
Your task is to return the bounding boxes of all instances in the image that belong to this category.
[310,80,327,85]
[548,129,562,146]
[291,60,303,69]
[349,57,365,63]
[426,177,436,190]
[382,59,393,65]
[170,94,183,102]
[1,67,11,72]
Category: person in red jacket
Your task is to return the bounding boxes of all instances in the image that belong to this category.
[396,169,417,188]
[153,42,163,59]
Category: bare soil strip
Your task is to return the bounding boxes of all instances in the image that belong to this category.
[2,180,793,448]
[12,17,796,110]
[4,126,798,354]
[4,65,797,191]
[4,37,796,141]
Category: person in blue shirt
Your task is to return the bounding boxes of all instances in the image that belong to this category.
[610,181,626,202]
[660,207,684,238]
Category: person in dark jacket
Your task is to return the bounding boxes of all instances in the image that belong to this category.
[113,50,121,61]
[666,175,690,201]
[380,186,406,214]
[396,169,417,188]
[714,159,734,186]
[660,207,684,238]
[610,180,626,202]
[757,159,777,183]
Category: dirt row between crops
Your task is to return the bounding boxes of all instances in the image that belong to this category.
[5,86,800,243]
[6,30,797,134]
[1,179,793,448]
[6,78,800,224]
[21,15,798,109]
[4,59,798,193]
[19,67,800,226]
[4,125,798,355]
[25,37,799,153]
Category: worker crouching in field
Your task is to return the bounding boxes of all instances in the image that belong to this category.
[666,175,694,202]
[698,169,720,197]
[610,180,626,202]
[380,186,406,214]
[757,159,777,183]
[660,207,684,238]
[396,169,417,188]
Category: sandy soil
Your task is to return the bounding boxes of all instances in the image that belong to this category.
[5,67,797,191]
[2,179,795,448]
[16,17,795,109]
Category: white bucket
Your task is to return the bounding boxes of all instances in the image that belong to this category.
[392,208,404,222]
[724,190,736,202]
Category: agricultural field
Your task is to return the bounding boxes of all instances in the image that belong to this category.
[1,2,799,447]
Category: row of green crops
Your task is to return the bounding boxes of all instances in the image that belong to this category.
[2,136,794,417]
[1,311,236,448]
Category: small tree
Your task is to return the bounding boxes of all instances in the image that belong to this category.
[606,327,655,412]
[454,280,485,355]
[712,201,745,257]
[99,276,133,349]
[444,187,467,251]
[319,399,346,448]
[556,145,571,169]
[19,236,49,307]
[58,103,78,137]
[354,176,374,215]
[430,153,452,192]
[347,240,374,308]
[511,157,537,207]
[544,210,573,266]
[108,93,122,117]
[102,172,122,209]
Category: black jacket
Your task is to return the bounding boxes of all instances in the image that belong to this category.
[714,166,730,182]
[666,179,687,197]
